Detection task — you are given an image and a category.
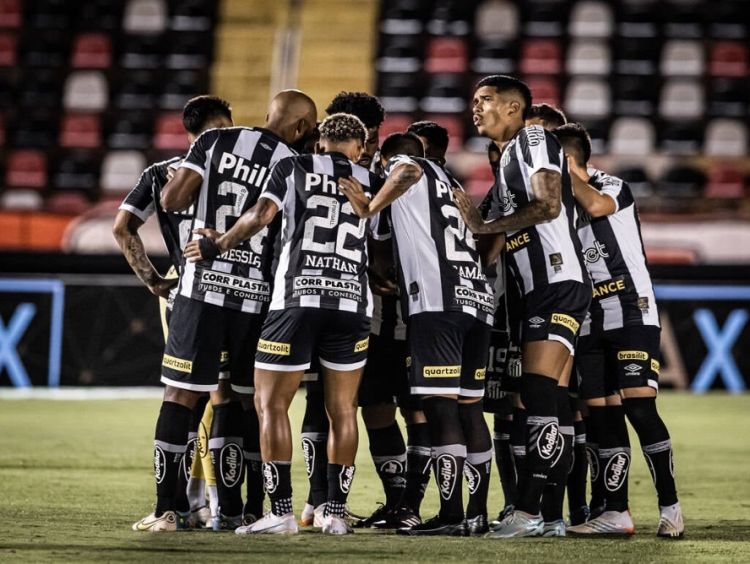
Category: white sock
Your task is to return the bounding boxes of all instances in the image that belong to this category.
[208,484,219,517]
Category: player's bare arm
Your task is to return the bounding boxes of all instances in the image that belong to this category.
[184,198,279,262]
[112,210,176,298]
[454,169,562,235]
[477,232,506,267]
[567,156,616,218]
[339,162,423,218]
[160,167,202,212]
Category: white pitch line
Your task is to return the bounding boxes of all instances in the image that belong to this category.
[0,387,164,400]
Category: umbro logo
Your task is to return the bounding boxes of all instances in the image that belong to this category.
[624,363,643,376]
[529,316,545,328]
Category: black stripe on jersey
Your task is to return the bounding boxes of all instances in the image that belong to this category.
[517,129,534,169]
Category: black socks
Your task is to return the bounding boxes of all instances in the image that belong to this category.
[493,416,517,509]
[209,401,245,517]
[264,461,293,516]
[302,380,329,508]
[243,403,264,519]
[368,422,407,507]
[154,401,192,516]
[325,463,356,517]
[461,401,492,520]
[402,422,432,513]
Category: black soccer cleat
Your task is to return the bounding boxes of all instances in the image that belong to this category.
[374,505,421,530]
[397,515,468,537]
[569,505,590,526]
[353,503,391,528]
[465,514,489,535]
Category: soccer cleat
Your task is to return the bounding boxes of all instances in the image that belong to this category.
[132,511,178,532]
[542,519,566,537]
[568,505,590,526]
[466,514,489,535]
[657,503,684,539]
[299,503,315,527]
[322,515,353,535]
[397,515,468,537]
[588,503,606,521]
[490,505,515,530]
[210,513,243,531]
[354,503,391,528]
[567,510,635,536]
[374,505,421,529]
[485,510,544,538]
[242,513,258,527]
[183,506,211,529]
[344,506,366,528]
[235,511,299,535]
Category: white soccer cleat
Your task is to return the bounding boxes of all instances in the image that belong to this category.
[235,511,299,535]
[657,503,684,538]
[484,510,544,538]
[132,511,178,532]
[567,510,635,536]
[313,503,326,527]
[185,506,211,529]
[299,503,315,527]
[322,515,353,535]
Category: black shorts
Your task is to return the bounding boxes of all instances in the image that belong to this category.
[358,334,421,410]
[483,328,522,414]
[408,311,491,399]
[576,324,661,400]
[521,281,591,353]
[161,295,262,394]
[255,308,370,372]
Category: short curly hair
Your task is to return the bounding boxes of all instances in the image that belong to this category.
[325,92,385,129]
[319,113,367,145]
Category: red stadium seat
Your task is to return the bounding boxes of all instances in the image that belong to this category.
[0,0,21,28]
[5,150,47,189]
[0,113,5,146]
[424,37,468,74]
[422,114,464,152]
[46,191,91,215]
[709,42,749,77]
[153,113,189,150]
[378,114,414,139]
[71,33,112,69]
[0,31,15,66]
[705,165,745,199]
[519,39,562,75]
[59,113,102,149]
[463,163,495,199]
[523,76,560,107]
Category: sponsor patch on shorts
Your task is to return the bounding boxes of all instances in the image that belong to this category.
[551,313,580,334]
[405,356,412,367]
[617,350,648,361]
[354,337,369,353]
[423,365,461,378]
[162,354,192,373]
[651,358,660,374]
[474,368,486,380]
[257,339,291,356]
[219,350,229,364]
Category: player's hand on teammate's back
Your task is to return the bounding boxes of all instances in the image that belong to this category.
[368,269,398,296]
[338,176,369,217]
[149,277,178,299]
[452,189,484,234]
[184,228,223,263]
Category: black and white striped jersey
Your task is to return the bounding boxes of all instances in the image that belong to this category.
[385,155,494,325]
[486,125,588,295]
[260,151,383,317]
[577,168,659,330]
[178,127,295,313]
[119,155,192,272]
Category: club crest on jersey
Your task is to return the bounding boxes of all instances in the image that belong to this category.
[263,462,280,493]
[217,152,268,188]
[436,454,458,500]
[153,445,166,484]
[464,462,481,495]
[500,192,517,213]
[537,422,559,460]
[220,443,243,488]
[604,451,630,492]
[584,240,609,263]
[301,438,315,478]
[339,465,355,494]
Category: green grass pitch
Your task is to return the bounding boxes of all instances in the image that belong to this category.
[1,392,749,562]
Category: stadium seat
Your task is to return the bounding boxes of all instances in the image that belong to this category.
[705,164,745,199]
[113,69,158,111]
[101,151,147,194]
[609,117,655,156]
[153,113,189,150]
[78,0,123,31]
[659,80,704,120]
[613,36,659,75]
[19,29,69,67]
[704,119,748,157]
[422,113,464,152]
[578,118,609,154]
[9,110,58,148]
[660,40,704,76]
[170,0,216,32]
[471,40,517,74]
[378,114,413,139]
[106,110,155,150]
[523,76,560,107]
[614,166,654,199]
[123,0,168,34]
[379,1,424,35]
[663,0,704,39]
[420,74,467,114]
[426,0,472,36]
[0,0,21,28]
[377,34,423,73]
[612,74,659,116]
[658,165,706,199]
[165,31,212,70]
[70,33,112,69]
[17,68,63,109]
[0,189,43,210]
[53,152,101,193]
[59,114,101,149]
[463,162,495,199]
[119,34,164,69]
[564,78,611,120]
[424,37,467,74]
[566,40,611,75]
[568,1,613,38]
[708,78,748,118]
[0,114,5,146]
[519,38,562,75]
[659,120,704,154]
[706,1,747,40]
[159,70,206,110]
[708,41,749,77]
[616,0,658,39]
[25,0,70,30]
[523,1,567,38]
[5,150,47,189]
[0,31,15,66]
[46,191,91,214]
[63,71,108,112]
[475,0,518,42]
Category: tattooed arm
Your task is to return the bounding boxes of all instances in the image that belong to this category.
[339,161,423,219]
[113,209,176,298]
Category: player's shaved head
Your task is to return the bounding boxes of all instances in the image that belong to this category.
[265,89,318,146]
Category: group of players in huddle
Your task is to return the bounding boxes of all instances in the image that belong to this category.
[113,74,684,539]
